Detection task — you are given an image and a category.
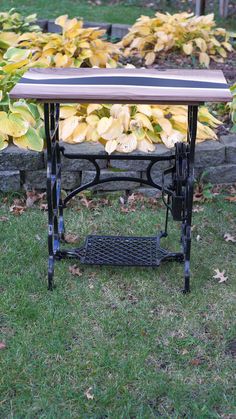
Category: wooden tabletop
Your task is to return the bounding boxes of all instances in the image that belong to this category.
[9,68,231,104]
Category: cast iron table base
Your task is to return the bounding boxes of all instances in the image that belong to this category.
[44,103,198,293]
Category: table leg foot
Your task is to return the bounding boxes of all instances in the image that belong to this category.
[48,256,54,291]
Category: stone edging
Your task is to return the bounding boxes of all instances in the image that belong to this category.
[36,19,130,41]
[0,136,236,192]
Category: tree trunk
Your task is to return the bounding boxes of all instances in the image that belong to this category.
[195,0,206,16]
[219,0,229,18]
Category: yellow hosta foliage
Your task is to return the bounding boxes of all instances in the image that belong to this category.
[121,12,234,67]
[11,15,119,68]
[0,100,44,151]
[59,103,222,153]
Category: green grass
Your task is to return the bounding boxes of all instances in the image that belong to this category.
[0,0,236,29]
[0,192,235,417]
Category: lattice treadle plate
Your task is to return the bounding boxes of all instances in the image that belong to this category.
[76,235,183,266]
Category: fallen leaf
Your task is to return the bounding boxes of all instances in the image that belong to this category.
[9,204,26,215]
[26,190,40,207]
[225,195,236,202]
[119,196,125,205]
[69,264,83,277]
[85,387,94,400]
[213,268,228,283]
[0,216,9,222]
[64,233,80,244]
[224,233,236,243]
[39,203,48,211]
[193,205,204,213]
[189,358,202,366]
[0,342,6,350]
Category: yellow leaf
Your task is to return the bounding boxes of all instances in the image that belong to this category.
[146,130,160,143]
[97,117,113,136]
[137,105,152,117]
[157,117,173,135]
[87,104,102,115]
[60,105,78,119]
[0,112,29,137]
[60,116,79,141]
[183,42,193,55]
[116,134,137,153]
[135,113,153,131]
[218,47,227,58]
[105,139,117,154]
[55,15,68,28]
[152,107,164,120]
[86,125,99,142]
[2,59,29,72]
[13,126,44,151]
[222,42,233,52]
[145,52,156,65]
[70,123,88,143]
[54,53,69,67]
[101,119,123,141]
[132,128,146,141]
[171,114,187,133]
[86,115,100,126]
[160,130,185,148]
[0,133,8,150]
[137,138,155,153]
[195,38,207,52]
[110,104,123,118]
[199,52,210,67]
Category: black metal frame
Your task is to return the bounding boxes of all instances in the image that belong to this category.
[44,103,198,292]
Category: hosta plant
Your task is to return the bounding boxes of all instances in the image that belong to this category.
[0,9,40,59]
[13,15,119,68]
[121,12,234,67]
[59,103,222,154]
[0,98,44,151]
[0,8,40,33]
[230,83,236,133]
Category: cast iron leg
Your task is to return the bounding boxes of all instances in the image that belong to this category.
[182,105,198,293]
[44,102,63,290]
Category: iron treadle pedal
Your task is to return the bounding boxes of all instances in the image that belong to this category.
[67,235,184,266]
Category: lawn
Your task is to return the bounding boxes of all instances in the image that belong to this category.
[0,0,236,29]
[0,191,235,417]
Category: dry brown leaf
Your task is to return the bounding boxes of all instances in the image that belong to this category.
[0,216,9,222]
[9,204,26,215]
[64,233,80,244]
[39,203,48,211]
[189,358,202,366]
[85,387,94,400]
[0,342,6,350]
[224,233,236,243]
[225,195,236,202]
[69,264,83,277]
[213,268,228,283]
[193,205,204,213]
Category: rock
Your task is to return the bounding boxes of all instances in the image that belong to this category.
[201,164,236,184]
[58,142,107,171]
[110,24,130,41]
[0,145,45,171]
[194,140,225,168]
[0,171,21,191]
[220,134,236,164]
[110,144,172,170]
[24,170,81,190]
